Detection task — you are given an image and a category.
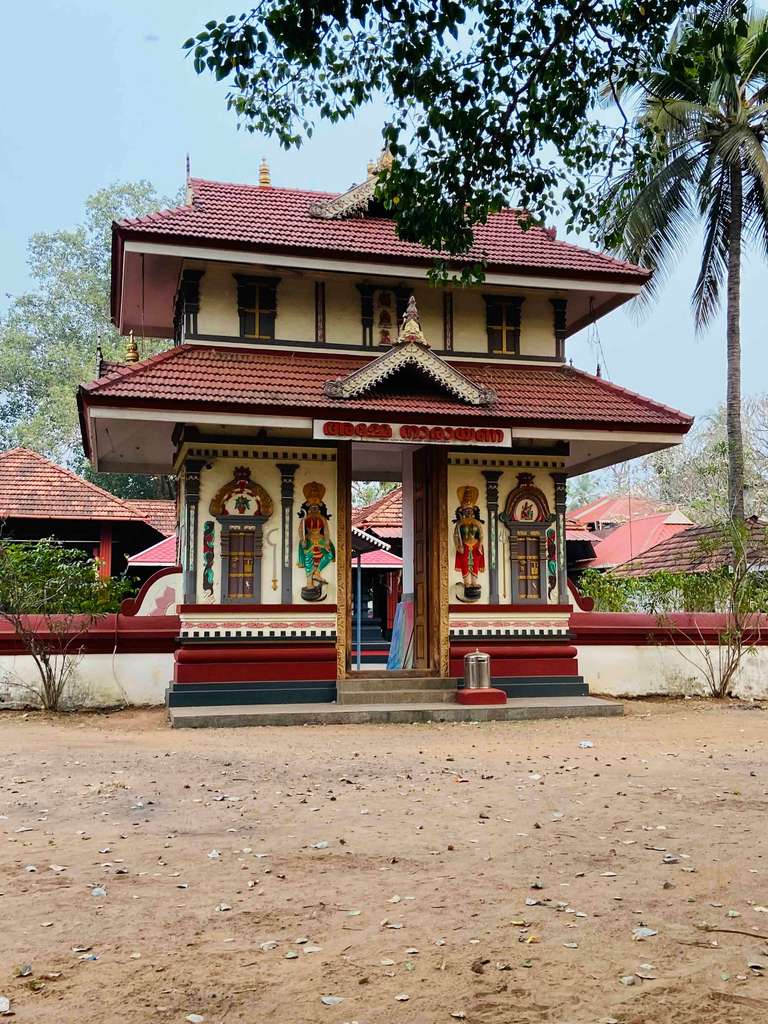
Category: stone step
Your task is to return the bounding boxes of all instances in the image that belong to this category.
[338,688,457,705]
[169,696,624,729]
[339,676,457,692]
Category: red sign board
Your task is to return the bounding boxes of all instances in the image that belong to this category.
[314,420,510,446]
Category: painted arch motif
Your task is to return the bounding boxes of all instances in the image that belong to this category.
[500,473,555,603]
[209,466,274,518]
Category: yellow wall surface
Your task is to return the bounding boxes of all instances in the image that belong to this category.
[447,456,562,605]
[189,446,338,605]
[188,259,565,358]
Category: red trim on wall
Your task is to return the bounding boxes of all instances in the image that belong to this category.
[571,612,768,646]
[176,643,335,663]
[450,643,578,659]
[121,565,182,616]
[177,602,337,614]
[568,580,595,612]
[174,641,336,684]
[449,603,572,614]
[0,615,179,656]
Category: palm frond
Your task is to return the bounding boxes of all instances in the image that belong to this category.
[604,147,701,309]
[692,162,731,330]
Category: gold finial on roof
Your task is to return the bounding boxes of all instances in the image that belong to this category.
[259,157,271,186]
[125,330,139,363]
[376,147,394,173]
[398,294,429,347]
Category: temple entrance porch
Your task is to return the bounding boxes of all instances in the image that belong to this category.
[164,432,598,714]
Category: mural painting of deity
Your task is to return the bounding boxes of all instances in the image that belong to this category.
[296,481,336,602]
[453,485,486,602]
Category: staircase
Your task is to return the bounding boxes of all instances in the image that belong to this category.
[337,675,457,705]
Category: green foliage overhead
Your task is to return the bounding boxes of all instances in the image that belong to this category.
[184,2,747,273]
[0,181,177,495]
[0,541,134,617]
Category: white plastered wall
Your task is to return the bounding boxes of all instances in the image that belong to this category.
[194,261,315,341]
[446,456,560,604]
[578,644,768,701]
[0,651,173,708]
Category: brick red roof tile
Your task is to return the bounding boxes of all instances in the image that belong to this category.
[127,533,178,566]
[570,494,667,525]
[579,511,693,569]
[80,345,692,433]
[352,487,403,530]
[126,499,177,536]
[612,519,768,576]
[117,178,650,282]
[0,448,145,522]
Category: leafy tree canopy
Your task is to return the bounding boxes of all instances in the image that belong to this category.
[0,182,177,497]
[185,1,747,273]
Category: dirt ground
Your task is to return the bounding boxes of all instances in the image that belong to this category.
[3,702,768,1024]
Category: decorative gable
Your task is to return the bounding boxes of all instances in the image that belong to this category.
[309,149,392,221]
[324,296,496,407]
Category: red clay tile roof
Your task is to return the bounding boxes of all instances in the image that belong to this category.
[352,487,403,531]
[0,448,145,522]
[358,548,403,568]
[116,178,650,282]
[126,499,177,536]
[579,511,693,569]
[570,494,668,525]
[612,519,768,576]
[127,532,178,566]
[80,345,692,433]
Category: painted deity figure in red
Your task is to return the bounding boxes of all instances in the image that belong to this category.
[453,485,486,602]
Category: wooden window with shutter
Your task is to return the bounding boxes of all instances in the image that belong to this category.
[483,295,524,355]
[226,529,256,599]
[233,275,280,340]
[515,530,542,600]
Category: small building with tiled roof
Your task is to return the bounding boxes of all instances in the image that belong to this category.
[0,447,172,576]
[126,499,177,537]
[569,494,668,531]
[578,510,693,571]
[76,153,694,716]
[612,518,768,577]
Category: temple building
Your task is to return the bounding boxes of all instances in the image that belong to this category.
[77,155,693,715]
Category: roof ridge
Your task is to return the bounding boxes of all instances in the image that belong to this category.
[82,345,185,395]
[190,177,338,199]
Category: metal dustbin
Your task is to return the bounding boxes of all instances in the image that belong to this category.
[464,649,491,690]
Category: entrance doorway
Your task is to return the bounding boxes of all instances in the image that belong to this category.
[348,443,445,675]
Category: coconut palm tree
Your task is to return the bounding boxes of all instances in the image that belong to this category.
[604,14,768,520]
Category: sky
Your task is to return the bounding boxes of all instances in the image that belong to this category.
[1,0,766,426]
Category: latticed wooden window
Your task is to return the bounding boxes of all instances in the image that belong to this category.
[484,296,523,354]
[516,531,541,600]
[227,529,256,599]
[234,275,279,340]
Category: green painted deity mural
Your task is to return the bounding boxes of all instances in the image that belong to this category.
[296,481,336,602]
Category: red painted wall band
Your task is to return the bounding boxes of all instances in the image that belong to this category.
[176,643,335,664]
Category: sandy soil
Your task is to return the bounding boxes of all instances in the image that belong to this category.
[2,701,768,1024]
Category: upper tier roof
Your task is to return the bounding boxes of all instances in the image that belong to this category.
[79,343,691,433]
[116,178,651,282]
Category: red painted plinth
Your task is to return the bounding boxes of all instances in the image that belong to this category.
[455,688,507,705]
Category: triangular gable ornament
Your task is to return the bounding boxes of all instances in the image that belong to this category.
[324,296,496,406]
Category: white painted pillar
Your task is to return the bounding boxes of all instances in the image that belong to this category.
[401,447,415,598]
